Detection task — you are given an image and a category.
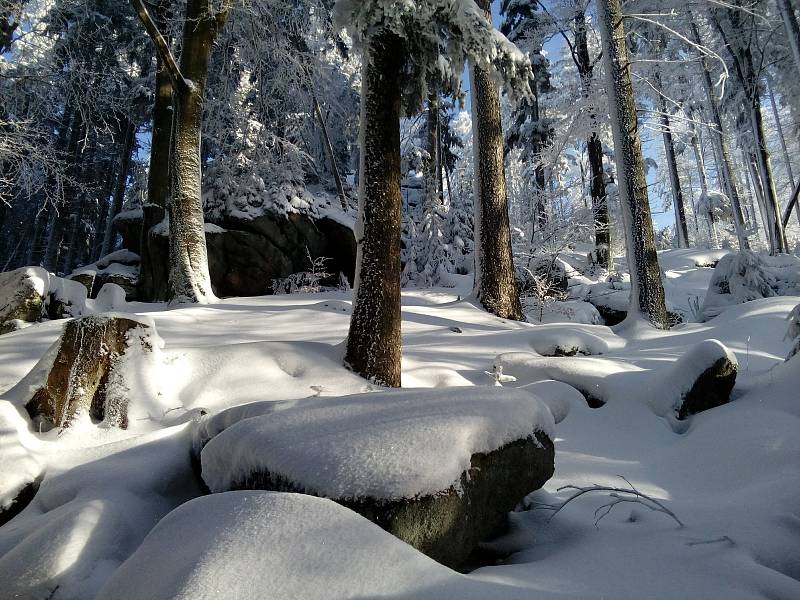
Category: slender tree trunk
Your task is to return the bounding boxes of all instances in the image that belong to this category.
[690,18,749,249]
[426,93,440,207]
[100,120,136,258]
[597,0,668,328]
[765,71,799,226]
[312,89,347,210]
[749,99,787,253]
[778,0,800,79]
[575,6,610,269]
[469,0,524,321]
[43,115,83,272]
[139,55,173,301]
[744,148,771,247]
[689,119,717,248]
[344,30,403,387]
[655,72,689,248]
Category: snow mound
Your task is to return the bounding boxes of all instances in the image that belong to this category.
[0,426,198,600]
[701,251,800,320]
[201,387,555,500]
[526,325,610,356]
[97,491,521,600]
[0,400,43,512]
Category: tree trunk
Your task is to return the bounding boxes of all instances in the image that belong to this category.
[312,89,347,210]
[597,0,668,328]
[765,70,799,225]
[778,0,800,79]
[655,72,690,248]
[165,0,223,303]
[689,119,717,248]
[43,115,84,273]
[575,6,610,269]
[426,93,440,207]
[139,52,173,301]
[344,30,403,387]
[469,0,524,321]
[100,120,136,258]
[690,18,749,249]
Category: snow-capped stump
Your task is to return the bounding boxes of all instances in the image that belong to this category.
[0,400,44,527]
[23,314,158,430]
[200,387,555,568]
[96,491,515,600]
[0,267,47,333]
[651,339,738,421]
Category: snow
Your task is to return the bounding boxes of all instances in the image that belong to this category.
[0,400,43,511]
[200,387,555,500]
[0,249,798,598]
[96,491,520,600]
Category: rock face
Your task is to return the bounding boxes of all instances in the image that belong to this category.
[119,209,356,298]
[24,315,153,430]
[71,250,141,301]
[199,388,556,569]
[0,268,45,330]
[676,355,737,420]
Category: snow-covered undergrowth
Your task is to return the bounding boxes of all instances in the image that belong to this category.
[0,249,798,598]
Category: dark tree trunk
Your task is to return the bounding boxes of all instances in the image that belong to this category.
[574,7,610,269]
[312,89,347,210]
[43,115,84,273]
[139,48,174,301]
[689,18,749,249]
[469,0,524,321]
[100,120,136,258]
[597,0,668,328]
[655,72,690,248]
[344,30,403,387]
[426,93,440,206]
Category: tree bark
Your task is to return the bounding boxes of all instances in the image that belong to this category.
[139,0,173,301]
[689,119,717,248]
[469,0,524,321]
[426,94,440,207]
[574,6,610,269]
[344,30,403,388]
[765,70,799,225]
[597,0,668,328]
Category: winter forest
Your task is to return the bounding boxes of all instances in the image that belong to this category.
[1,0,799,597]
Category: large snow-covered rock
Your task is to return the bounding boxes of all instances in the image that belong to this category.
[0,267,90,333]
[22,314,159,430]
[71,249,142,301]
[97,491,527,600]
[200,387,555,568]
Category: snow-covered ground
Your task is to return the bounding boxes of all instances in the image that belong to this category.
[0,249,798,599]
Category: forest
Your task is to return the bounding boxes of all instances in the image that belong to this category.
[0,0,799,598]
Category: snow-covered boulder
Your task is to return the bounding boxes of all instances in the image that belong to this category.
[700,251,800,321]
[72,249,141,301]
[0,268,47,332]
[22,314,159,430]
[199,387,555,568]
[97,491,521,600]
[0,267,89,333]
[651,339,738,421]
[0,400,43,527]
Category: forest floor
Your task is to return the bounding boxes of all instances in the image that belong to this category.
[0,249,799,599]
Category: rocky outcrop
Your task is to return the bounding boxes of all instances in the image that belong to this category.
[24,315,154,430]
[119,209,356,299]
[71,250,141,301]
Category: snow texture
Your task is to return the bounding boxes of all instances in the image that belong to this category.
[201,387,555,500]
